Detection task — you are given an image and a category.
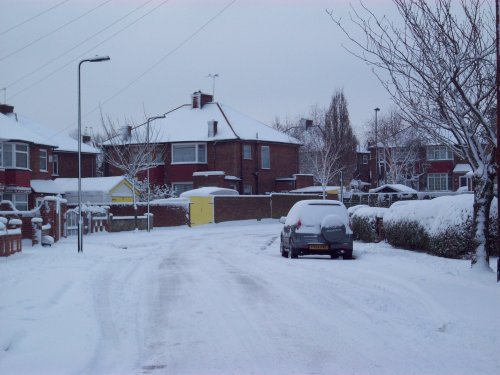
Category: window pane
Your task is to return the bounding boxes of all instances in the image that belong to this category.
[261,146,270,169]
[3,144,12,167]
[197,144,206,163]
[52,155,59,175]
[40,150,47,171]
[173,145,196,163]
[243,145,252,160]
[15,194,28,211]
[16,152,28,168]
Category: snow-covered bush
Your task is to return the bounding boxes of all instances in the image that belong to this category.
[351,206,388,242]
[384,195,498,259]
[384,219,430,252]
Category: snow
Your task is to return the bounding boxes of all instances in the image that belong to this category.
[52,176,129,193]
[369,184,418,193]
[453,163,472,173]
[384,195,498,236]
[107,102,300,145]
[180,187,239,197]
[290,185,340,193]
[1,112,99,153]
[30,180,66,194]
[0,220,498,375]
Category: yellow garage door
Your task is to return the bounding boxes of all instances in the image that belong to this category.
[189,196,214,226]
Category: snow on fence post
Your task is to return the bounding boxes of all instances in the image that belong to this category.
[31,217,43,246]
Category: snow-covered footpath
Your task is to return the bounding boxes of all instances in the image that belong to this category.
[0,220,499,375]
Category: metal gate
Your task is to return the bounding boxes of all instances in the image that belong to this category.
[65,209,78,236]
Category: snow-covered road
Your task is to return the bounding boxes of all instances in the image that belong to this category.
[1,220,499,375]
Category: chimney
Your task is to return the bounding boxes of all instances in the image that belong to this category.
[82,135,92,144]
[191,91,213,109]
[300,118,313,130]
[208,120,218,137]
[0,104,14,115]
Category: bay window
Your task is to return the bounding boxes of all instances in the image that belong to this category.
[427,173,449,191]
[1,193,29,211]
[0,142,29,169]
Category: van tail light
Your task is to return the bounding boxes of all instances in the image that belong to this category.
[296,219,302,230]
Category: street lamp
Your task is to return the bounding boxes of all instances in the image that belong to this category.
[374,107,380,188]
[145,115,165,232]
[78,55,110,253]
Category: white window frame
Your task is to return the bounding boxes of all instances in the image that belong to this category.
[261,145,270,169]
[0,142,30,169]
[52,154,59,176]
[362,154,368,165]
[39,149,48,172]
[1,193,29,211]
[427,173,449,191]
[459,175,468,188]
[171,143,207,164]
[426,145,453,161]
[243,144,252,160]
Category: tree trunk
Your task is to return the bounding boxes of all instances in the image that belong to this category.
[471,173,495,271]
[132,179,138,231]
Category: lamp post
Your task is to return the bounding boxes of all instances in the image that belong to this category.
[145,115,165,232]
[374,107,380,188]
[78,55,110,253]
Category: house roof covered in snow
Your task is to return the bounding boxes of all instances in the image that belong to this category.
[369,184,418,194]
[0,113,56,146]
[3,113,99,154]
[453,164,472,173]
[30,180,66,194]
[105,101,300,146]
[52,176,133,193]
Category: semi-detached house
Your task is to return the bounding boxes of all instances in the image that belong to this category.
[104,92,310,195]
[0,103,99,210]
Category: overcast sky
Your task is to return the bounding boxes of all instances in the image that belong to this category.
[1,0,396,142]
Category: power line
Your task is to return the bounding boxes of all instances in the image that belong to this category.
[0,0,113,63]
[5,0,157,89]
[55,0,238,136]
[96,0,238,110]
[0,0,72,37]
[9,0,172,100]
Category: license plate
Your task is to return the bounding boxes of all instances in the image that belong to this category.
[309,244,329,250]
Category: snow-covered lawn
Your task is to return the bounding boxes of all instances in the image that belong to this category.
[0,220,499,375]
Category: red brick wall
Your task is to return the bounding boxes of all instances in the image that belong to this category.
[108,203,188,227]
[4,170,31,187]
[57,152,97,178]
[213,196,271,223]
[269,193,322,218]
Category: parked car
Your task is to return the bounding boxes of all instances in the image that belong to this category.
[280,199,353,259]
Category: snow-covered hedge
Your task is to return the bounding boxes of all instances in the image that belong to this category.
[351,206,388,242]
[384,195,498,259]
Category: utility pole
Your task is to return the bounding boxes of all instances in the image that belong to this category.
[495,0,499,282]
[374,107,380,188]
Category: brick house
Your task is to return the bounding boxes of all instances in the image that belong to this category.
[104,92,309,195]
[362,142,472,192]
[0,103,99,209]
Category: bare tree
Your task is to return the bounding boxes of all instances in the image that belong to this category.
[101,113,164,230]
[331,0,496,271]
[365,109,427,189]
[298,91,358,198]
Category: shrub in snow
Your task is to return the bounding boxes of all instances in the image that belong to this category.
[384,195,498,259]
[351,206,388,242]
[384,219,430,252]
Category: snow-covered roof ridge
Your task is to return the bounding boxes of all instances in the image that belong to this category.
[1,112,99,154]
[122,101,301,145]
[53,176,130,193]
[369,184,418,194]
